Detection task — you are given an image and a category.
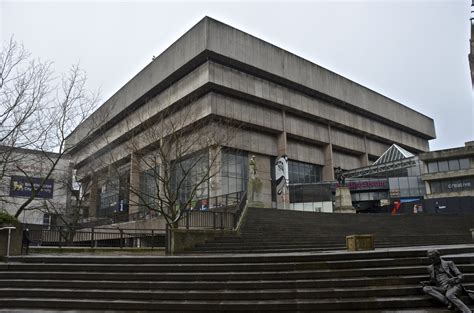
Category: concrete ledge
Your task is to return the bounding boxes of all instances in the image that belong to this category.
[29,247,165,255]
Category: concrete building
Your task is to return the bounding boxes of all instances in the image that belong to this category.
[65,17,435,219]
[0,146,71,226]
[319,142,474,214]
[419,141,474,212]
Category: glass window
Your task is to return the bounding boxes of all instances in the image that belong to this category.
[448,159,460,171]
[288,160,322,185]
[171,151,209,204]
[99,177,120,217]
[139,167,159,213]
[408,163,421,176]
[407,177,419,189]
[43,213,51,225]
[440,180,451,193]
[428,162,438,173]
[398,177,409,189]
[459,158,470,170]
[388,177,400,190]
[407,177,420,196]
[220,149,248,196]
[438,161,449,172]
[430,181,441,194]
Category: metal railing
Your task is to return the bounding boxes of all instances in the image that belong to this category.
[178,191,246,230]
[79,191,246,229]
[179,210,235,229]
[29,192,247,252]
[29,226,165,249]
[233,191,247,229]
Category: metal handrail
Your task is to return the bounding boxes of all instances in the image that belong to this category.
[233,191,247,230]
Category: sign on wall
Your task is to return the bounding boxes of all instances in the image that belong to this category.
[331,179,389,191]
[9,176,54,199]
[275,155,289,195]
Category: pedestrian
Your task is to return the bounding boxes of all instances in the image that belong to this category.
[421,249,473,313]
[22,228,31,255]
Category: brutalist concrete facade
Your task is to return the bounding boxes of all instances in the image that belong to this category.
[420,141,474,199]
[65,17,435,216]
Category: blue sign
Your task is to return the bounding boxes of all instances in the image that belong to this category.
[400,198,420,203]
[9,176,54,199]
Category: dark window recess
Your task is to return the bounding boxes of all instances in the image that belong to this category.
[459,158,470,170]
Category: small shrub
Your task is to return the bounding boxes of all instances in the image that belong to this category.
[0,211,20,226]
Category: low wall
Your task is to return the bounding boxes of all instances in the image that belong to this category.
[0,227,22,257]
[171,228,237,254]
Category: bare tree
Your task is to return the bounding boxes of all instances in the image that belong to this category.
[40,170,91,228]
[0,37,51,204]
[13,64,99,218]
[123,102,237,229]
[0,36,100,221]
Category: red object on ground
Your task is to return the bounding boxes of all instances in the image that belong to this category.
[391,201,401,215]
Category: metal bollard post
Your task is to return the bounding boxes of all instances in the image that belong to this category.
[0,227,17,262]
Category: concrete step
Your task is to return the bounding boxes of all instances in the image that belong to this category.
[0,285,430,300]
[3,256,436,271]
[0,296,454,311]
[189,207,474,254]
[2,265,474,284]
[4,246,474,311]
[0,275,432,290]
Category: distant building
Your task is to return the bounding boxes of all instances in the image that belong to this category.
[328,144,426,213]
[312,142,474,214]
[419,141,474,213]
[0,146,71,226]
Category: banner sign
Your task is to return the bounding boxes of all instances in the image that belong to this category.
[275,155,289,195]
[9,176,54,199]
[332,179,389,191]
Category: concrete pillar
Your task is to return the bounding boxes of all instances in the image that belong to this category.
[277,111,288,157]
[359,153,369,167]
[322,125,334,181]
[359,136,369,167]
[129,152,141,215]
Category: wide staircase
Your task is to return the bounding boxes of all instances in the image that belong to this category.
[1,245,474,312]
[190,208,474,254]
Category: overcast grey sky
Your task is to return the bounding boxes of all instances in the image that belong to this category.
[1,0,472,151]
